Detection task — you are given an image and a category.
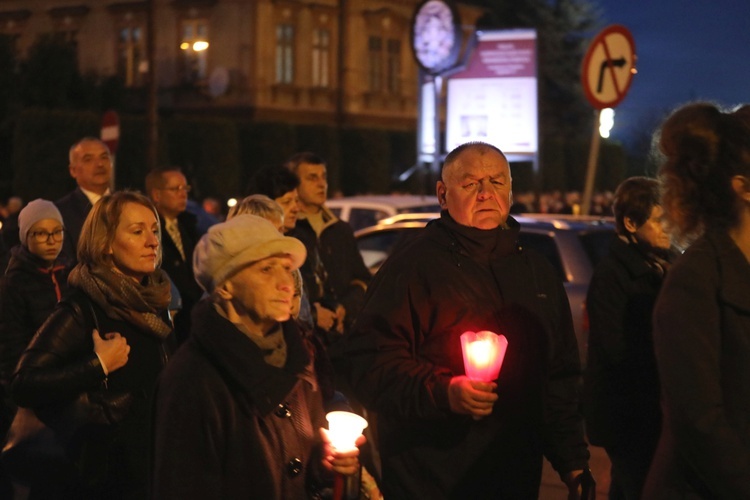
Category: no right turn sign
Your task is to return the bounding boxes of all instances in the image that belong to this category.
[581,25,636,109]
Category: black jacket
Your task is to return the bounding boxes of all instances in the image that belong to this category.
[0,245,69,385]
[644,231,750,499]
[153,299,330,499]
[345,213,589,499]
[583,236,665,449]
[158,211,202,343]
[11,288,170,498]
[56,187,93,264]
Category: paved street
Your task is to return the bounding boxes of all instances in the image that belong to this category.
[539,444,611,499]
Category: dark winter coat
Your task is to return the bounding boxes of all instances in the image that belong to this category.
[158,211,202,343]
[152,299,331,500]
[56,188,93,264]
[0,245,69,385]
[345,213,589,499]
[291,206,371,332]
[11,288,171,498]
[583,236,665,450]
[643,230,750,499]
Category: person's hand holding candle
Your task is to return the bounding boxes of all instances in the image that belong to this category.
[321,411,368,476]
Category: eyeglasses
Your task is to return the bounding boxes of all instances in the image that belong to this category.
[28,229,64,243]
[161,185,192,193]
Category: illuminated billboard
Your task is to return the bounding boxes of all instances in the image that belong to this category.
[446,29,538,156]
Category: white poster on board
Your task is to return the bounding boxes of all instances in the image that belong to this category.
[446,30,538,155]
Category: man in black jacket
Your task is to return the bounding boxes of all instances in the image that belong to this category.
[146,166,203,343]
[345,142,593,499]
[56,137,112,263]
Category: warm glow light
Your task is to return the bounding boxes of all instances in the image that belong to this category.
[460,330,508,382]
[226,198,237,208]
[192,40,209,51]
[180,42,190,50]
[326,411,368,452]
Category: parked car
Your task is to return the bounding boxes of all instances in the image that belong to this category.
[327,194,441,231]
[354,213,616,366]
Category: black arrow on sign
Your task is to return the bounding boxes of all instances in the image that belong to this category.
[597,57,627,93]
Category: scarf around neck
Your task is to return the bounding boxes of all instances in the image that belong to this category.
[68,263,173,339]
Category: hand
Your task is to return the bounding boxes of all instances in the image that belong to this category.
[447,375,498,419]
[92,329,130,373]
[334,304,346,334]
[314,303,338,331]
[319,427,364,476]
[564,469,596,500]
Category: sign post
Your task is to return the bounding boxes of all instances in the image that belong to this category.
[101,110,120,191]
[580,25,636,214]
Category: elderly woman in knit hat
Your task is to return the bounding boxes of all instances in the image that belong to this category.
[0,200,69,417]
[10,191,173,499]
[153,214,364,499]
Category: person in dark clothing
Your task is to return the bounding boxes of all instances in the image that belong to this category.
[344,142,593,499]
[146,167,202,344]
[55,138,113,264]
[11,191,173,499]
[642,103,750,499]
[152,214,363,499]
[584,177,674,500]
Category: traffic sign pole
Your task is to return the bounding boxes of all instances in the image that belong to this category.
[581,110,602,215]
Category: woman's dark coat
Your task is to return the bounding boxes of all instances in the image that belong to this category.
[152,299,330,500]
[643,231,750,498]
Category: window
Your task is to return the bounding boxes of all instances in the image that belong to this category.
[117,24,145,87]
[368,36,401,94]
[311,28,330,88]
[275,24,294,84]
[180,18,209,84]
[368,36,382,92]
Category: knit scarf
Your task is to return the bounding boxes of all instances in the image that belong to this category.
[68,263,173,339]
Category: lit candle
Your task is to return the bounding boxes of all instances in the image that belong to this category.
[325,411,368,452]
[460,330,508,382]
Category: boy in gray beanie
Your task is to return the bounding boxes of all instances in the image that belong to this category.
[153,214,365,499]
[0,199,69,443]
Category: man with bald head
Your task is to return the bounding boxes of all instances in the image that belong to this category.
[56,137,112,263]
[345,142,593,499]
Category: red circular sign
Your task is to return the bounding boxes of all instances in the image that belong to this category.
[100,110,120,154]
[581,25,636,110]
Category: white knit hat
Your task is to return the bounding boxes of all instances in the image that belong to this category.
[193,214,307,293]
[18,199,64,246]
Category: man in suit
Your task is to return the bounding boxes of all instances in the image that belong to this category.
[146,166,202,343]
[55,137,112,263]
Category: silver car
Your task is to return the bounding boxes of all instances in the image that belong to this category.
[354,213,616,366]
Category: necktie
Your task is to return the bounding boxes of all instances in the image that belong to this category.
[166,220,186,261]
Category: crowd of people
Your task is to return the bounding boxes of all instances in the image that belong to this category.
[0,99,747,500]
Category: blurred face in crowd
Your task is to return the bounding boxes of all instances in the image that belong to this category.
[627,205,671,250]
[109,202,160,281]
[69,140,112,195]
[222,255,295,331]
[26,219,64,266]
[275,189,300,233]
[437,146,513,230]
[152,171,189,219]
[296,162,328,212]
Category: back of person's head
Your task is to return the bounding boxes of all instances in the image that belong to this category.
[18,199,64,247]
[145,166,184,198]
[227,194,284,229]
[657,102,750,244]
[284,152,326,174]
[612,177,660,236]
[245,165,300,198]
[78,190,162,268]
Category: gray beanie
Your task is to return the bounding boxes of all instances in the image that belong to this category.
[193,214,307,293]
[18,199,64,245]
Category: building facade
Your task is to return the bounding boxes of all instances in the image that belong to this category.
[0,0,482,130]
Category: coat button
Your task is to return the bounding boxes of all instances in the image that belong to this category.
[274,403,291,418]
[287,457,303,476]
